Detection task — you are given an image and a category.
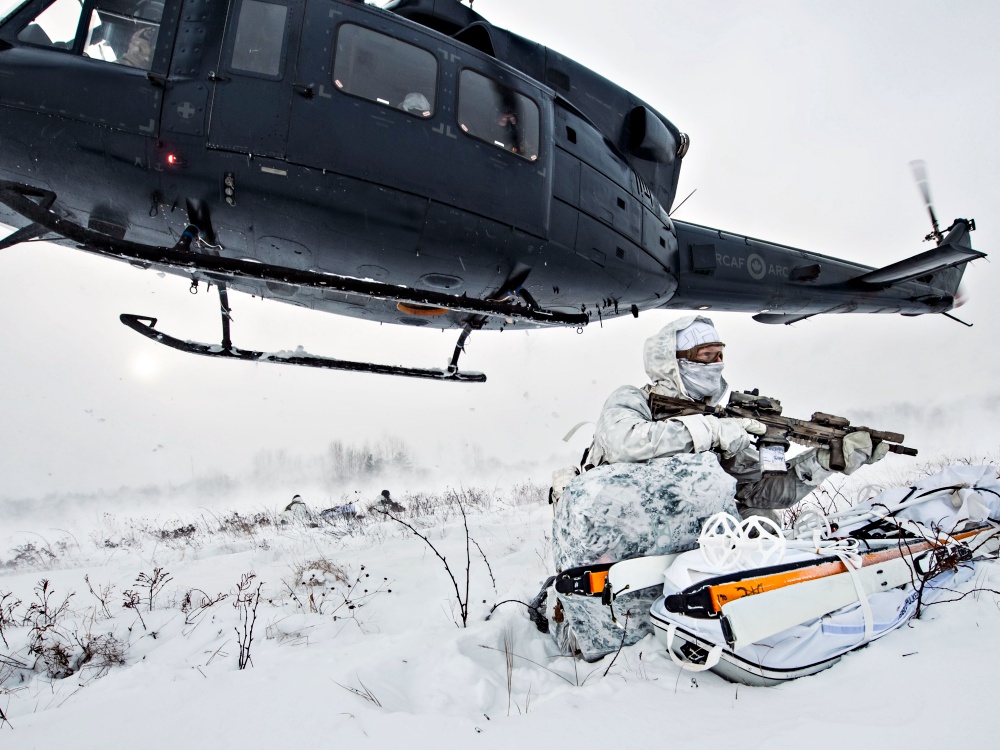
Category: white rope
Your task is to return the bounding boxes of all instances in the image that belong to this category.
[822,484,978,537]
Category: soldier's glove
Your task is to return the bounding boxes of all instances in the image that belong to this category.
[718,417,767,457]
[817,431,891,475]
[673,415,765,457]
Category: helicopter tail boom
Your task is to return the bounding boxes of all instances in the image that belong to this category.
[853,218,981,289]
[668,216,984,322]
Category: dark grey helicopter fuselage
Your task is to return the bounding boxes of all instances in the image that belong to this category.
[0,0,980,337]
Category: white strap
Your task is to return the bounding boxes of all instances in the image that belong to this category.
[561,421,594,443]
[834,551,874,643]
[665,624,722,672]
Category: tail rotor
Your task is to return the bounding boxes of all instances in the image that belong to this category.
[909,159,944,244]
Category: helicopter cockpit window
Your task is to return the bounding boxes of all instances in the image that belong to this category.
[82,0,162,70]
[230,0,288,77]
[16,0,83,49]
[2,0,31,26]
[457,70,539,161]
[333,24,437,118]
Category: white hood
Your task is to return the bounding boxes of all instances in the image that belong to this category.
[642,314,728,404]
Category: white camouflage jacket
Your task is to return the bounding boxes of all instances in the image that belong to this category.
[588,315,833,511]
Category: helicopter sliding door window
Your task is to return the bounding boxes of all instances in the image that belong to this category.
[457,70,539,161]
[332,24,437,118]
[15,0,82,48]
[229,0,288,78]
[82,0,162,70]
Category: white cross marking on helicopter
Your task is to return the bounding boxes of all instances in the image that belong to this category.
[438,49,461,63]
[139,119,155,134]
[177,102,196,119]
[318,85,333,99]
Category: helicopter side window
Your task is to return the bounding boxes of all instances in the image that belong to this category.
[82,0,162,70]
[230,0,288,77]
[16,0,83,49]
[457,69,539,161]
[333,24,437,118]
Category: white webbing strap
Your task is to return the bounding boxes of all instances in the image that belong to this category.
[665,624,722,672]
[834,550,874,643]
[561,421,594,442]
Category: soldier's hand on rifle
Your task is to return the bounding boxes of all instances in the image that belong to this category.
[715,417,767,457]
[673,414,766,457]
[818,431,891,475]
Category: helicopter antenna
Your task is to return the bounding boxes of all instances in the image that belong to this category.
[909,160,943,244]
[669,188,697,217]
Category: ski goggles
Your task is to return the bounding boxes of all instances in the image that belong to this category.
[497,113,518,126]
[676,342,725,363]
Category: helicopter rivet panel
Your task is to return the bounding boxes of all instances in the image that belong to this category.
[162,87,209,136]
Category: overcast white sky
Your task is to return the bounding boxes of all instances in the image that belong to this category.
[1,0,998,501]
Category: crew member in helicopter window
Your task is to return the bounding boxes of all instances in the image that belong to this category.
[399,92,431,117]
[118,24,156,69]
[496,107,536,158]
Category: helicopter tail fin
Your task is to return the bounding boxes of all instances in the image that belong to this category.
[853,218,983,294]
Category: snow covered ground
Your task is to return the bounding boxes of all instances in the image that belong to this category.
[2,472,999,749]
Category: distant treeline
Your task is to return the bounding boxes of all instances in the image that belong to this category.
[251,434,418,488]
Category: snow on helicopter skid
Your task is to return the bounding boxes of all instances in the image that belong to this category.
[0,0,985,382]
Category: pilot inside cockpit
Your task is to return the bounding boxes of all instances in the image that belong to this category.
[82,0,162,71]
[118,24,157,68]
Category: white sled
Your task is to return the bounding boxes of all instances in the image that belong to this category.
[648,560,968,687]
[650,607,847,686]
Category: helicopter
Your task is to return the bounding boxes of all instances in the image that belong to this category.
[0,0,985,383]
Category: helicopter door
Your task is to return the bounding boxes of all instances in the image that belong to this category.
[0,0,167,136]
[285,5,551,238]
[206,0,302,157]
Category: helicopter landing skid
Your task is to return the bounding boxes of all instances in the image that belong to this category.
[120,310,487,383]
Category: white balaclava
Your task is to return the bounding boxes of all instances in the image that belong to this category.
[676,320,725,400]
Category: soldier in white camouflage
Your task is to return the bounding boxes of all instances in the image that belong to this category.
[549,315,888,661]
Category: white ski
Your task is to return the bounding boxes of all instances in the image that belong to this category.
[607,553,679,596]
[720,527,1000,651]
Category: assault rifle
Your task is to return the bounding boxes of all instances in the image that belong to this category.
[648,389,918,472]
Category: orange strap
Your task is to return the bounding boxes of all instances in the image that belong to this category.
[706,526,987,613]
[587,570,609,595]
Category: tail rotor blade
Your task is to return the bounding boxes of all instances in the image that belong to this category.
[909,159,942,243]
